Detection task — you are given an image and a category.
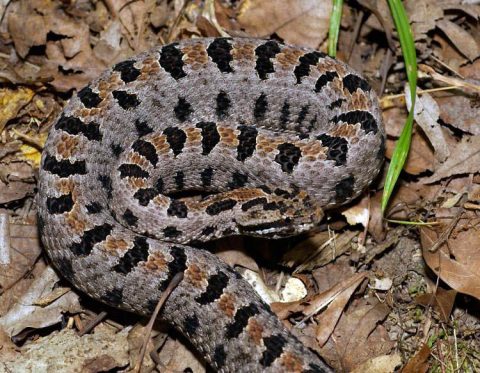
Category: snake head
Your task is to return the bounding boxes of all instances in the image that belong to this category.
[236,189,324,238]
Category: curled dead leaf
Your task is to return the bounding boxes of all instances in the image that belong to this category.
[436,19,480,61]
[317,297,393,371]
[401,343,431,373]
[405,86,449,162]
[0,88,35,133]
[420,218,480,301]
[422,136,480,184]
[237,0,332,48]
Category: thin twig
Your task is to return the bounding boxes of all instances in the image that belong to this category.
[381,85,463,103]
[78,311,108,336]
[379,48,393,95]
[346,10,365,63]
[102,0,118,18]
[429,55,464,79]
[134,272,184,373]
[11,129,44,150]
[428,196,466,253]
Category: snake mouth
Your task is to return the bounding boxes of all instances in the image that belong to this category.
[239,217,308,237]
[240,219,289,231]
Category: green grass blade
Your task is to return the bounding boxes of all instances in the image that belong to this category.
[328,0,343,57]
[385,219,439,226]
[381,0,418,213]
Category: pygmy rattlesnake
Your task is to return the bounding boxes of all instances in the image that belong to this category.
[37,37,385,372]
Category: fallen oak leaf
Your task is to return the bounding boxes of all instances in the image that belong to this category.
[422,135,480,184]
[0,267,82,337]
[237,0,332,48]
[317,297,393,371]
[405,86,449,163]
[436,19,480,61]
[313,272,368,346]
[271,272,368,347]
[351,354,402,373]
[386,131,434,175]
[0,87,35,133]
[414,287,457,323]
[401,343,431,373]
[420,220,480,301]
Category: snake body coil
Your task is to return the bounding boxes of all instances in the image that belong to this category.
[38,38,384,372]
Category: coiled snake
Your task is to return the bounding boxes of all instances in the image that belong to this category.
[37,38,384,372]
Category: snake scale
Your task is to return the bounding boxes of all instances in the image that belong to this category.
[37,37,384,372]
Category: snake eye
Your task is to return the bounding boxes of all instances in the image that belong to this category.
[284,217,292,224]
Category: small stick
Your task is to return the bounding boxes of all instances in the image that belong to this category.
[134,272,184,373]
[78,311,108,336]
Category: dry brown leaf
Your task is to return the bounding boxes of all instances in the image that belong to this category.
[317,297,393,371]
[0,160,36,204]
[42,10,108,91]
[359,0,395,44]
[415,287,457,323]
[215,236,259,271]
[405,0,443,40]
[383,106,407,138]
[386,131,434,175]
[150,0,170,28]
[284,230,359,272]
[156,337,205,372]
[197,0,230,37]
[460,58,480,81]
[437,94,480,136]
[368,191,386,242]
[422,135,480,183]
[351,354,402,373]
[312,258,357,293]
[272,260,356,317]
[113,0,149,51]
[383,104,435,175]
[272,265,368,349]
[0,251,45,318]
[402,0,444,56]
[125,324,156,371]
[436,19,480,61]
[92,20,125,64]
[441,3,480,19]
[2,0,134,91]
[401,343,431,373]
[0,267,82,336]
[0,141,23,159]
[468,183,480,202]
[386,180,441,220]
[432,33,465,71]
[0,328,17,354]
[214,0,239,33]
[314,272,368,346]
[0,160,35,181]
[0,88,35,132]
[7,1,47,58]
[282,231,330,267]
[0,180,33,204]
[405,86,449,162]
[237,0,332,48]
[1,218,42,271]
[420,218,480,300]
